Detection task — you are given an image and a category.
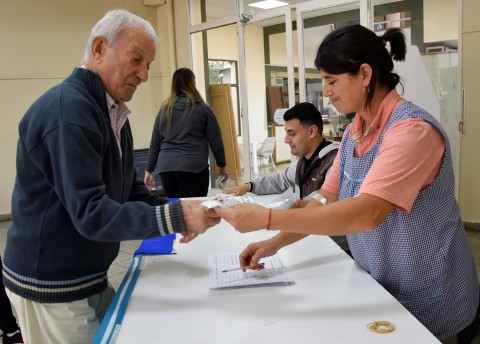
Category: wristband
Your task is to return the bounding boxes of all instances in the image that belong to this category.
[312,193,328,206]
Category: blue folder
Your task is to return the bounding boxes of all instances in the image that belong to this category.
[133,197,180,256]
[133,234,176,256]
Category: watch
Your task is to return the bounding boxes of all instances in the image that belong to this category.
[312,193,328,206]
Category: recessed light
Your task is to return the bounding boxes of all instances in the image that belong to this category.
[248,0,289,10]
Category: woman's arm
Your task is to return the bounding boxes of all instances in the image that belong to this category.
[215,192,395,236]
[145,115,162,173]
[204,106,226,168]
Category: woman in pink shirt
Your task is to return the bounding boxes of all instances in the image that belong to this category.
[216,25,479,343]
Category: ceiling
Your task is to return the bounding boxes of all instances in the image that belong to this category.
[202,0,404,26]
[205,0,319,18]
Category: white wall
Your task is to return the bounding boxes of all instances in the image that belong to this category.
[424,0,458,43]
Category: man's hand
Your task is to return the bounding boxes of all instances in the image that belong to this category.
[222,183,250,196]
[180,200,221,242]
[179,232,199,244]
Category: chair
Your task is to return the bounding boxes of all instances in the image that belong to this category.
[256,137,276,175]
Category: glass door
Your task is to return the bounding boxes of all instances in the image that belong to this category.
[242,9,293,174]
[296,1,360,140]
[190,25,244,186]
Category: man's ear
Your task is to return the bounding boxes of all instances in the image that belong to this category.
[309,125,319,138]
[91,36,107,62]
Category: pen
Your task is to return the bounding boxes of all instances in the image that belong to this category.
[222,262,265,273]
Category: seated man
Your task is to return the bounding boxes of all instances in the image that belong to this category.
[224,102,349,254]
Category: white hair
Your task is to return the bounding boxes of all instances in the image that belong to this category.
[81,9,159,64]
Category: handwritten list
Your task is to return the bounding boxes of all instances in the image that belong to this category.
[208,253,295,290]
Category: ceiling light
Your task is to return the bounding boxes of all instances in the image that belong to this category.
[248,0,289,10]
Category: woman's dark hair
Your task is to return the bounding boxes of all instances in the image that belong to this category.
[314,24,406,109]
[170,68,203,99]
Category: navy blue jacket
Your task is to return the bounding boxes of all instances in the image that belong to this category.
[3,68,185,303]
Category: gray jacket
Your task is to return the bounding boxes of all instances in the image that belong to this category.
[251,141,340,200]
[146,96,226,174]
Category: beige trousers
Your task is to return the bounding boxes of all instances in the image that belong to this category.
[6,286,115,344]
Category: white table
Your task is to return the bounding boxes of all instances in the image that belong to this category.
[95,222,440,344]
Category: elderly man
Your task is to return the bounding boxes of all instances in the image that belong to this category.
[3,9,218,343]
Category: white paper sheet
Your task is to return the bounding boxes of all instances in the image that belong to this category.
[208,253,295,289]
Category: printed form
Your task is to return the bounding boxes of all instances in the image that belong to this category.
[208,253,295,289]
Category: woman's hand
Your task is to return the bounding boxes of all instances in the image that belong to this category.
[144,171,155,191]
[214,203,270,233]
[239,239,281,269]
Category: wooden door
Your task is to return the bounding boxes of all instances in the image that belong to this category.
[210,84,241,186]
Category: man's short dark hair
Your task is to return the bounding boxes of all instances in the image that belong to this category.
[283,102,323,132]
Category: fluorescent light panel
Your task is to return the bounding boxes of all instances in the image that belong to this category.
[248,0,289,10]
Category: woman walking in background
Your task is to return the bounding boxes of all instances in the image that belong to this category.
[145,68,227,197]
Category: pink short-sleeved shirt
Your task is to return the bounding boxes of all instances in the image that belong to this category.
[322,90,445,212]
